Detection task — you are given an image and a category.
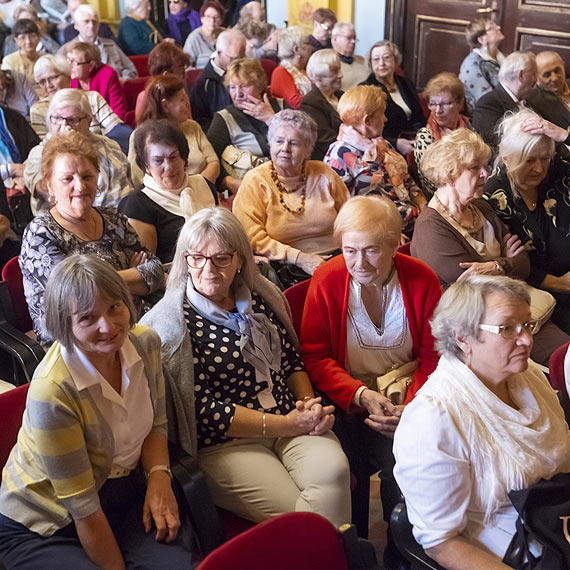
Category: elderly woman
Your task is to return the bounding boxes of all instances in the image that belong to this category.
[301,195,441,562]
[68,42,127,121]
[120,120,217,263]
[118,0,165,55]
[360,40,425,155]
[485,109,570,335]
[141,207,351,526]
[207,57,285,194]
[0,255,191,570]
[1,19,40,84]
[3,4,59,57]
[394,274,570,568]
[130,74,219,187]
[233,109,349,286]
[459,17,505,110]
[167,0,201,47]
[300,49,343,161]
[235,2,277,60]
[183,0,224,69]
[412,128,569,366]
[414,72,472,199]
[324,85,426,238]
[31,55,124,141]
[24,88,133,214]
[308,7,337,53]
[270,26,313,110]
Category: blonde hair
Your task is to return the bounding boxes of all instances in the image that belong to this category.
[277,26,307,60]
[334,196,402,248]
[337,85,386,127]
[424,72,465,103]
[420,129,491,187]
[465,16,493,49]
[224,57,267,94]
[306,49,340,81]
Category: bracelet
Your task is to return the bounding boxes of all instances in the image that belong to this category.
[148,464,172,479]
[262,413,267,437]
[302,396,312,402]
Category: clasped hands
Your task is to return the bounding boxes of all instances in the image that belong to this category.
[285,396,335,437]
[360,388,403,438]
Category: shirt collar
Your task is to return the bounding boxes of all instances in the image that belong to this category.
[211,55,224,76]
[500,81,519,103]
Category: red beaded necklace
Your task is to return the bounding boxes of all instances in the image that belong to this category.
[270,161,307,215]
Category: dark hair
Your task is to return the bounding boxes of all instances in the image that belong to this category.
[312,7,336,24]
[200,0,224,18]
[136,73,185,124]
[134,119,189,173]
[13,18,39,37]
[148,43,190,77]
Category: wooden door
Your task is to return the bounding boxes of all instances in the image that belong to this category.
[387,0,570,89]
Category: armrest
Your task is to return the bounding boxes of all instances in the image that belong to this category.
[390,503,445,570]
[338,522,380,570]
[169,444,226,556]
[0,320,44,384]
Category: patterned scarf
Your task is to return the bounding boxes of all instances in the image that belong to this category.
[427,112,471,141]
[281,59,312,97]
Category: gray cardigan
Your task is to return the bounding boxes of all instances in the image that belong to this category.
[141,273,299,457]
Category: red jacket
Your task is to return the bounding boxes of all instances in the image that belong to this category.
[300,253,441,410]
[270,66,304,110]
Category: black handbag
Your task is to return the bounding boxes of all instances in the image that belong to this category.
[502,472,570,570]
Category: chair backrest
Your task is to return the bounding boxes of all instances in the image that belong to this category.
[186,69,202,94]
[123,77,149,111]
[0,383,29,482]
[548,341,570,423]
[124,109,136,128]
[196,512,348,570]
[397,242,411,256]
[283,278,311,340]
[1,256,33,333]
[260,57,278,84]
[129,54,150,77]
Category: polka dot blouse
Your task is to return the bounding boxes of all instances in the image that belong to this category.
[184,292,305,448]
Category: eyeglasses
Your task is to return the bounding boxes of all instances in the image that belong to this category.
[319,22,333,31]
[427,100,457,110]
[38,73,61,87]
[68,59,91,67]
[185,252,236,269]
[50,114,87,128]
[479,320,540,339]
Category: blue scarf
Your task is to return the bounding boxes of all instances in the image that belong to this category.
[0,106,20,164]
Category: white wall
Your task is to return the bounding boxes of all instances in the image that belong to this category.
[266,0,288,28]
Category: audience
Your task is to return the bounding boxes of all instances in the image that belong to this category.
[167,0,200,47]
[3,4,59,57]
[207,57,283,194]
[142,206,351,527]
[0,254,190,570]
[2,19,41,84]
[183,0,224,68]
[60,4,138,80]
[190,28,246,130]
[24,88,132,214]
[360,40,425,155]
[234,1,277,60]
[131,74,219,187]
[270,26,312,109]
[234,109,349,287]
[67,42,127,120]
[459,17,505,111]
[331,22,368,90]
[324,85,425,238]
[63,0,116,44]
[120,120,217,263]
[119,0,166,55]
[414,72,472,198]
[308,7,336,53]
[300,49,343,161]
[0,69,37,120]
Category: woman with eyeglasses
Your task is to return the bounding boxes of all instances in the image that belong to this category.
[24,88,133,215]
[308,8,336,53]
[414,72,472,199]
[167,0,201,47]
[411,129,568,366]
[141,206,351,527]
[394,274,570,569]
[183,0,225,69]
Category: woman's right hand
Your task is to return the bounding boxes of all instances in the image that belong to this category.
[396,138,414,156]
[129,250,148,268]
[240,93,276,124]
[283,397,335,436]
[296,252,327,275]
[360,389,403,437]
[503,233,524,258]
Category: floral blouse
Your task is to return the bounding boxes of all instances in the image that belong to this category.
[20,207,165,345]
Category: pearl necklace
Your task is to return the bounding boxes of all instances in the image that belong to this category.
[434,193,479,232]
[270,161,307,215]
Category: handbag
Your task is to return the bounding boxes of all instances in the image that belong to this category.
[502,472,570,570]
[376,361,418,405]
[528,286,556,327]
[221,145,268,179]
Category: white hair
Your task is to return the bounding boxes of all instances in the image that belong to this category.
[498,51,536,83]
[216,28,247,52]
[34,54,71,81]
[74,4,98,20]
[267,109,317,153]
[47,88,93,123]
[124,0,146,15]
[277,26,307,60]
[331,22,354,37]
[306,48,340,81]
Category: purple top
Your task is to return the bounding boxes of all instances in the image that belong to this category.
[167,7,201,46]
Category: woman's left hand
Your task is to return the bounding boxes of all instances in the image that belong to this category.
[503,233,524,258]
[458,261,502,278]
[240,94,276,124]
[142,473,180,543]
[300,397,335,435]
[521,118,569,143]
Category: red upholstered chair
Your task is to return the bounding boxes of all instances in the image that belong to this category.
[283,279,311,340]
[129,54,150,77]
[124,110,136,127]
[2,256,33,334]
[0,383,29,481]
[123,77,149,111]
[548,341,570,423]
[186,69,202,94]
[260,57,278,84]
[397,242,411,256]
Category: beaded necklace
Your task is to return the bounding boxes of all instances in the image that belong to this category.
[434,193,479,232]
[270,161,307,215]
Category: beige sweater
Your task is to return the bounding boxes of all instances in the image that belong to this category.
[233,160,349,263]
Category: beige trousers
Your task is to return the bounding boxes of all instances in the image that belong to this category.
[198,432,352,528]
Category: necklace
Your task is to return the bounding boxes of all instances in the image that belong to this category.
[54,208,100,242]
[434,193,478,231]
[270,161,307,215]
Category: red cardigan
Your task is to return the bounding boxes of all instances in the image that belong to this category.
[300,253,442,411]
[270,66,304,110]
[72,64,127,121]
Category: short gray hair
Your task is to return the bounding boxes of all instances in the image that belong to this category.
[216,28,247,53]
[277,26,307,60]
[431,275,530,359]
[306,48,340,81]
[47,88,93,125]
[124,0,146,15]
[499,51,536,83]
[45,254,136,350]
[168,207,257,290]
[74,4,98,21]
[332,22,354,37]
[34,54,71,82]
[366,40,402,69]
[267,109,317,154]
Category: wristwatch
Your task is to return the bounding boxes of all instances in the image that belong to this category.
[148,464,173,479]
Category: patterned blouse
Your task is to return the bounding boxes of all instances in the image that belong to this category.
[183,292,304,448]
[20,207,165,345]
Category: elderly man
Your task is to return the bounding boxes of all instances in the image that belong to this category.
[331,22,368,90]
[62,0,116,43]
[190,28,247,131]
[59,4,137,80]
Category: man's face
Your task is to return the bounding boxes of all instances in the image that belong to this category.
[536,53,567,95]
[216,40,246,70]
[75,14,99,42]
[331,29,356,57]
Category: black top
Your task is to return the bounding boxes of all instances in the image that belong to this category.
[4,105,39,161]
[308,35,332,53]
[359,73,425,147]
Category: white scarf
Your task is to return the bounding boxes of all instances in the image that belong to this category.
[141,173,215,219]
[419,355,570,523]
